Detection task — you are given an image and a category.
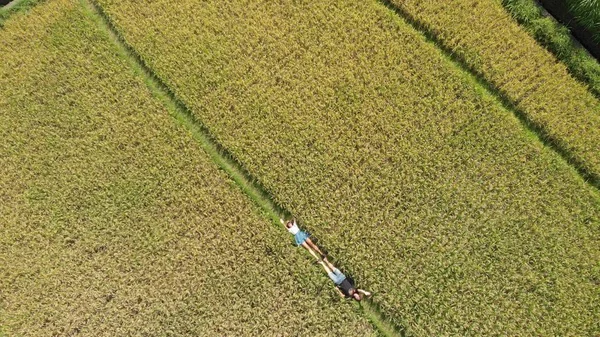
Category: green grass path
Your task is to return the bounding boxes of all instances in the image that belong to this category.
[0,1,378,335]
[384,0,600,189]
[82,0,402,335]
[91,0,600,335]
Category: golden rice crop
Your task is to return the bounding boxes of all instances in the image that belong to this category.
[0,1,377,336]
[0,0,47,27]
[95,0,600,335]
[388,0,600,185]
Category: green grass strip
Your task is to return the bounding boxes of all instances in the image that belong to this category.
[80,0,404,335]
[379,0,600,191]
[79,0,286,222]
[360,301,411,337]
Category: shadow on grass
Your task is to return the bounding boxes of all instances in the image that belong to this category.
[378,0,600,192]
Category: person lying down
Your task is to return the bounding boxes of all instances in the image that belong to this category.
[281,218,371,301]
[281,218,326,262]
[319,257,372,301]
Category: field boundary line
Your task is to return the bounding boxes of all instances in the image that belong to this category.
[502,0,600,100]
[80,0,406,336]
[1,0,24,10]
[0,0,43,27]
[378,0,600,192]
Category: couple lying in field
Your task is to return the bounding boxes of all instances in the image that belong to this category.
[281,218,372,302]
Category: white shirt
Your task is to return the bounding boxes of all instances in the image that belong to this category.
[287,220,300,235]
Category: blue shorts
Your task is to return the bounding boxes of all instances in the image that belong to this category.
[327,268,346,285]
[294,230,310,246]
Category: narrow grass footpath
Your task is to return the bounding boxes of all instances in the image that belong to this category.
[378,0,600,192]
[80,0,403,336]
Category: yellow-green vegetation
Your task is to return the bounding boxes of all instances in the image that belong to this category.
[502,0,600,98]
[94,0,600,335]
[0,0,46,27]
[385,0,600,186]
[0,1,378,336]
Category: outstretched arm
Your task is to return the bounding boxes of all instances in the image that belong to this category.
[335,287,345,298]
[357,289,372,297]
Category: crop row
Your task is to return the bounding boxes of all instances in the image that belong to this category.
[0,1,376,336]
[502,0,600,99]
[387,0,600,186]
[94,0,600,335]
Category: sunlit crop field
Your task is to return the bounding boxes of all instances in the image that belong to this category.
[388,0,600,183]
[0,1,376,336]
[1,0,599,336]
[95,0,600,335]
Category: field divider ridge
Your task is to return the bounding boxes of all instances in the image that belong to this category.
[80,0,406,336]
[0,0,47,27]
[378,0,600,191]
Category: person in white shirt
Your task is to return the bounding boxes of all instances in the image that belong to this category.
[280,218,326,261]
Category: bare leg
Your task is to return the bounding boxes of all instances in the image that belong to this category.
[322,257,337,271]
[301,242,321,260]
[305,238,326,257]
[318,260,333,274]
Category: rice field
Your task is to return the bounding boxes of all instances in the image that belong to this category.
[0,1,376,336]
[92,0,600,335]
[1,0,599,335]
[0,0,47,28]
[387,0,600,186]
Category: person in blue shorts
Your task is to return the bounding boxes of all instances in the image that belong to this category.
[319,257,372,301]
[281,218,326,261]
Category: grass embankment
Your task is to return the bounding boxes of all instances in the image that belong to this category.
[0,1,378,336]
[502,0,600,98]
[93,0,600,335]
[563,0,600,40]
[385,0,600,187]
[0,0,46,27]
